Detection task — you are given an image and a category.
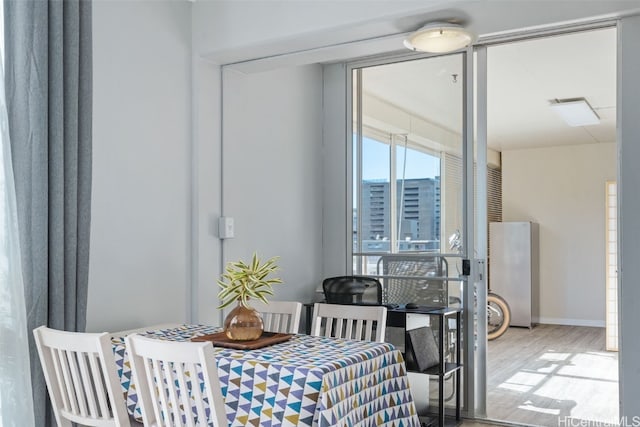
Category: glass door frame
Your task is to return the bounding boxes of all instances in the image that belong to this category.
[345,18,620,422]
[346,49,488,418]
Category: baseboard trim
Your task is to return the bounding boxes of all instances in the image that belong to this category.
[533,317,605,327]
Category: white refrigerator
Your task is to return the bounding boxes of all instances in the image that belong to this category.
[489,221,539,328]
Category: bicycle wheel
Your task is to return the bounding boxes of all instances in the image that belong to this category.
[487,292,511,340]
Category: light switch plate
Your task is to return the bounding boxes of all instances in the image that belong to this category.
[218,217,234,239]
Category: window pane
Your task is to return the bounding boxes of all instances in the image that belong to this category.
[352,53,464,300]
[395,145,441,252]
[355,137,390,274]
[362,136,390,245]
[353,54,463,258]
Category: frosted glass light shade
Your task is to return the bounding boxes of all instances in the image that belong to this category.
[404,22,475,53]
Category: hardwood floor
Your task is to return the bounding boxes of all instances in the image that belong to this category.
[486,324,618,426]
[462,422,508,426]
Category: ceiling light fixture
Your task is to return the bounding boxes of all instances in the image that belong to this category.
[549,98,600,127]
[403,22,475,53]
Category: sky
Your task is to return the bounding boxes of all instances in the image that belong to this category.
[360,136,440,181]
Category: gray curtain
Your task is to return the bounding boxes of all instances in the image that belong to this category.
[3,1,92,425]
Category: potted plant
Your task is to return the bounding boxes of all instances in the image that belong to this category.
[217,253,283,340]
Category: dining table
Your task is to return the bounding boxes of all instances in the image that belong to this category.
[111,324,421,427]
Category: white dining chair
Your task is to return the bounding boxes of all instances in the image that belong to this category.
[310,302,388,343]
[33,326,131,427]
[254,300,302,334]
[125,334,227,427]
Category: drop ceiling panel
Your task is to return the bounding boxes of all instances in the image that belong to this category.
[487,27,616,151]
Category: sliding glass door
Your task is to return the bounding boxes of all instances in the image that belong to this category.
[349,51,486,417]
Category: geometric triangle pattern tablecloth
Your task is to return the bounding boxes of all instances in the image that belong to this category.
[112,324,421,427]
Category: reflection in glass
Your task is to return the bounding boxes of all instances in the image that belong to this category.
[352,53,465,314]
[353,53,463,261]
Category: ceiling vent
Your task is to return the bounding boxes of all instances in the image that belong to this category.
[549,98,600,127]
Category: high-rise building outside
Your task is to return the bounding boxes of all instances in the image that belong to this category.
[359,177,441,252]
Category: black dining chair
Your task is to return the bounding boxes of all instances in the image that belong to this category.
[322,276,383,305]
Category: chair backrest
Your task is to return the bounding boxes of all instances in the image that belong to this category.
[33,326,131,427]
[125,334,227,427]
[310,303,387,342]
[322,276,382,305]
[253,300,302,334]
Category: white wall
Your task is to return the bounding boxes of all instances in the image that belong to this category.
[322,63,349,278]
[192,0,440,62]
[191,58,224,327]
[221,65,324,320]
[88,0,192,332]
[502,143,616,326]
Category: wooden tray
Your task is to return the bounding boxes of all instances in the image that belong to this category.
[191,331,293,350]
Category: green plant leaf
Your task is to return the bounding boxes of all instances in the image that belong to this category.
[216,253,283,308]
